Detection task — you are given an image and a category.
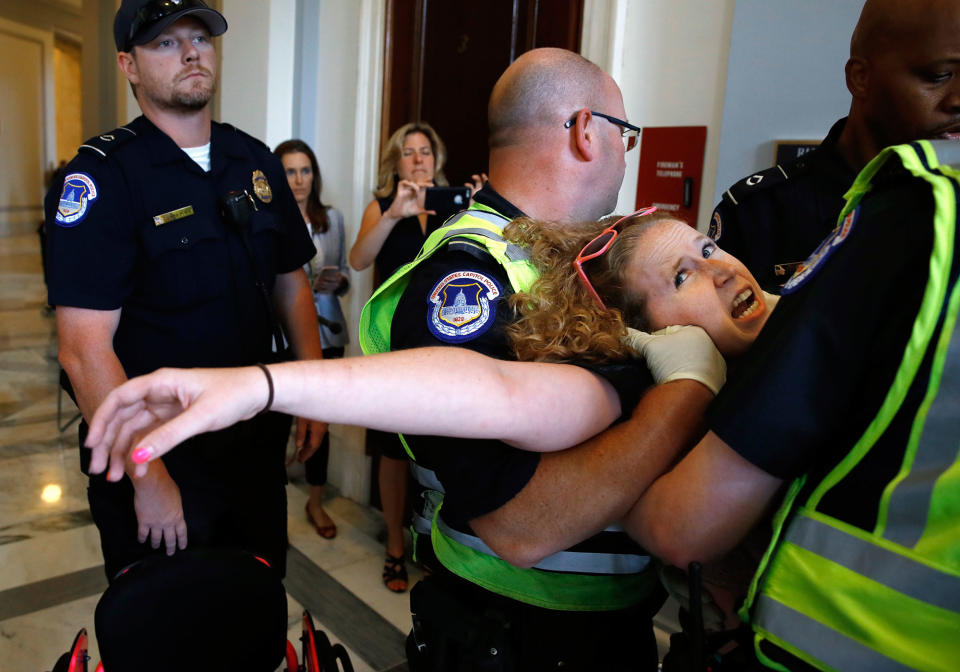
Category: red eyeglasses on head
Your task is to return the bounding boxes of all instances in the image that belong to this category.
[574,206,658,309]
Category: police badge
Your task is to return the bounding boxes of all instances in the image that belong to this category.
[427,270,502,343]
[251,170,273,203]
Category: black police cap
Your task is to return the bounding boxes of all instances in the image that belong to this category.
[114,0,227,53]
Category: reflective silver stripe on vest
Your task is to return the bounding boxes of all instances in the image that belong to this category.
[785,515,960,612]
[438,210,530,262]
[412,510,432,535]
[444,208,511,229]
[884,317,959,547]
[435,516,650,575]
[437,227,530,262]
[410,462,444,492]
[929,138,960,168]
[410,463,444,536]
[754,595,916,672]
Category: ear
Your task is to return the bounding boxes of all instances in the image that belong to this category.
[117,51,140,86]
[845,57,869,98]
[571,108,596,162]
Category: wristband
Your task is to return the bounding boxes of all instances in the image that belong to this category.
[255,363,274,414]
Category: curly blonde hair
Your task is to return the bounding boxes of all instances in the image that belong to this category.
[503,211,679,363]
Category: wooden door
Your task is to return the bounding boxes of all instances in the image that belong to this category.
[381,0,583,186]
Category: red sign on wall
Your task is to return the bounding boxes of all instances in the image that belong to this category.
[634,126,708,226]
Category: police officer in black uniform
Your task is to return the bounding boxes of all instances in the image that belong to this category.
[628,138,960,672]
[710,0,960,293]
[46,0,324,580]
[709,118,856,292]
[373,48,726,671]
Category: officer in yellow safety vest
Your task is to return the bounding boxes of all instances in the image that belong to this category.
[359,47,722,671]
[628,139,960,672]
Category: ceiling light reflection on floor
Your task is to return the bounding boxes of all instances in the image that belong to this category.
[41,484,62,503]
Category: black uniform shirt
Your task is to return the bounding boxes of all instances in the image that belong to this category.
[45,116,315,379]
[708,167,937,530]
[392,184,653,529]
[711,119,857,292]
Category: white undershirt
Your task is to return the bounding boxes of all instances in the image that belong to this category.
[182,143,211,172]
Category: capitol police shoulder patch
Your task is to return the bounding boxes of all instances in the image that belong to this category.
[708,210,722,240]
[781,207,858,295]
[55,173,99,227]
[427,270,503,343]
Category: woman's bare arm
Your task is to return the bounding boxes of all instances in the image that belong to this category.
[86,347,623,481]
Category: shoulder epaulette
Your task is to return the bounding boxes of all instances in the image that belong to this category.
[78,126,137,160]
[721,156,813,206]
[221,122,270,152]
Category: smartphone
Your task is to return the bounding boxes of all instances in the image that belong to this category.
[312,266,341,292]
[424,186,471,216]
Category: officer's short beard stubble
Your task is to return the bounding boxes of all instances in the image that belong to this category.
[168,71,216,112]
[133,65,217,113]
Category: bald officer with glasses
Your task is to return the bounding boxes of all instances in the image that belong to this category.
[360,48,722,670]
[45,0,324,581]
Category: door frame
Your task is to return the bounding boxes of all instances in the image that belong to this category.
[0,16,57,177]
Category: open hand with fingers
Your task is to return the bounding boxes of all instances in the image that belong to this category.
[386,179,434,218]
[86,366,268,481]
[133,465,188,556]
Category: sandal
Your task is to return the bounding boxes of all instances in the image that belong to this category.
[382,553,408,593]
[305,503,337,540]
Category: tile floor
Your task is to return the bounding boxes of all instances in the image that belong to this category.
[0,222,678,671]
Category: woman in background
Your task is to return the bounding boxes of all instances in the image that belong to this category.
[275,139,350,540]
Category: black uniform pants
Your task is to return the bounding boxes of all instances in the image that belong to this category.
[82,412,291,581]
[407,569,665,671]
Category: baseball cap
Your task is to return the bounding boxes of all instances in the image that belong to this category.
[114,0,227,52]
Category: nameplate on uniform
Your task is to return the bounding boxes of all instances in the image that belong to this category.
[153,206,195,226]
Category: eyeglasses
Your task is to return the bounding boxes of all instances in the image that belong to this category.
[564,111,641,152]
[575,206,658,309]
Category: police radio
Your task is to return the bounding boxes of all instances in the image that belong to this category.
[219,189,257,232]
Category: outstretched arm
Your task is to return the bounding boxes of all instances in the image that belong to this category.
[86,347,623,480]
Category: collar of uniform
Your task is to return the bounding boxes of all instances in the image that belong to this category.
[129,115,210,176]
[814,117,858,187]
[207,122,253,176]
[472,182,525,219]
[128,116,244,176]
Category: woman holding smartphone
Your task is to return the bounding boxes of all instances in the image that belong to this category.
[275,139,350,540]
[350,122,484,592]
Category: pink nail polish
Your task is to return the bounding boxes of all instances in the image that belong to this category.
[132,447,153,464]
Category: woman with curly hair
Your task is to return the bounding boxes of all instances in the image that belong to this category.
[85,207,773,476]
[504,208,773,365]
